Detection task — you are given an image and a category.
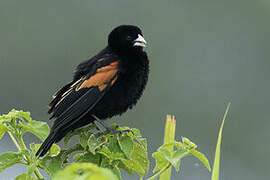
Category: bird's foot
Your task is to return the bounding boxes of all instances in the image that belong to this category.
[95,126,131,136]
[92,114,131,136]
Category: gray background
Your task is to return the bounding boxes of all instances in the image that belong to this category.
[0,0,269,179]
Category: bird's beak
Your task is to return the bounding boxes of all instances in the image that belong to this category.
[133,34,147,47]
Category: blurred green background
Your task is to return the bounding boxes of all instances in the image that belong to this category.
[1,0,269,179]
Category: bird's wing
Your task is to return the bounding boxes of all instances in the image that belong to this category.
[48,54,120,131]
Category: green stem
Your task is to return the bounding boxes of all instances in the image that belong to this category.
[7,131,21,150]
[147,163,171,180]
[18,135,43,179]
[9,132,43,179]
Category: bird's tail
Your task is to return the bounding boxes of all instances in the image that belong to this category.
[36,132,58,157]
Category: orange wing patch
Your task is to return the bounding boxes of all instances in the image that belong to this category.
[76,62,118,91]
[110,61,119,66]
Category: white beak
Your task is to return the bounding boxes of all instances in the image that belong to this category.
[133,34,147,47]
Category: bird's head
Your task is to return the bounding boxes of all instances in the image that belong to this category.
[108,25,147,54]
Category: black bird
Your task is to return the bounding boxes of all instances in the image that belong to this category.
[36,25,149,157]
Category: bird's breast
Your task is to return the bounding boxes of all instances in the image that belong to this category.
[92,56,149,119]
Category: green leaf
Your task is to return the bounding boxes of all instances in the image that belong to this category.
[212,103,230,180]
[118,161,134,175]
[65,125,96,146]
[152,152,168,173]
[190,149,211,171]
[170,148,189,171]
[0,152,24,172]
[122,142,149,178]
[7,109,31,121]
[157,146,189,171]
[87,135,107,154]
[0,124,9,140]
[79,132,89,149]
[30,143,41,154]
[16,110,31,121]
[73,153,84,161]
[97,146,112,160]
[111,167,121,180]
[52,163,118,180]
[182,137,197,149]
[117,134,134,159]
[100,157,113,169]
[49,144,61,157]
[21,120,50,141]
[15,174,36,180]
[48,157,63,177]
[27,162,38,177]
[108,136,125,160]
[75,152,100,164]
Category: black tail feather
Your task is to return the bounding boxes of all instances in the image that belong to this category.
[36,132,57,157]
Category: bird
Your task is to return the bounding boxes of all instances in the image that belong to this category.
[36,25,149,157]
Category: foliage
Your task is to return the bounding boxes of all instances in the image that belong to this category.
[0,109,217,180]
[211,103,230,180]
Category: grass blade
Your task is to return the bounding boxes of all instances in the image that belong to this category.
[211,103,231,180]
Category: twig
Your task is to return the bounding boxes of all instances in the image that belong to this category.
[147,163,171,180]
[7,131,43,179]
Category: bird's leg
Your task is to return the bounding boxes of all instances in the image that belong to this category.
[92,115,130,136]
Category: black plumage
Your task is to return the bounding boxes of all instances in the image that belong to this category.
[36,25,149,157]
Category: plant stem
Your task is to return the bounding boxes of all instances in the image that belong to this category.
[7,131,21,150]
[147,163,171,180]
[17,135,44,179]
[160,115,176,180]
[7,131,43,179]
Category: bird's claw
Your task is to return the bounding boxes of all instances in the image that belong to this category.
[95,128,131,136]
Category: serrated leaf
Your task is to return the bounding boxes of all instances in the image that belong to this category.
[87,135,106,154]
[0,152,24,172]
[17,110,31,121]
[111,167,121,180]
[190,149,211,171]
[75,152,100,164]
[100,157,111,168]
[108,137,125,160]
[122,158,145,176]
[79,132,89,149]
[97,146,112,160]
[52,163,118,180]
[117,134,133,159]
[7,109,30,121]
[49,144,61,157]
[122,142,149,178]
[21,120,50,141]
[64,124,95,147]
[136,137,147,150]
[0,124,9,140]
[118,161,134,175]
[152,152,168,173]
[48,157,63,177]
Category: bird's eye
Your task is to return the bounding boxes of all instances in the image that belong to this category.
[126,36,132,41]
